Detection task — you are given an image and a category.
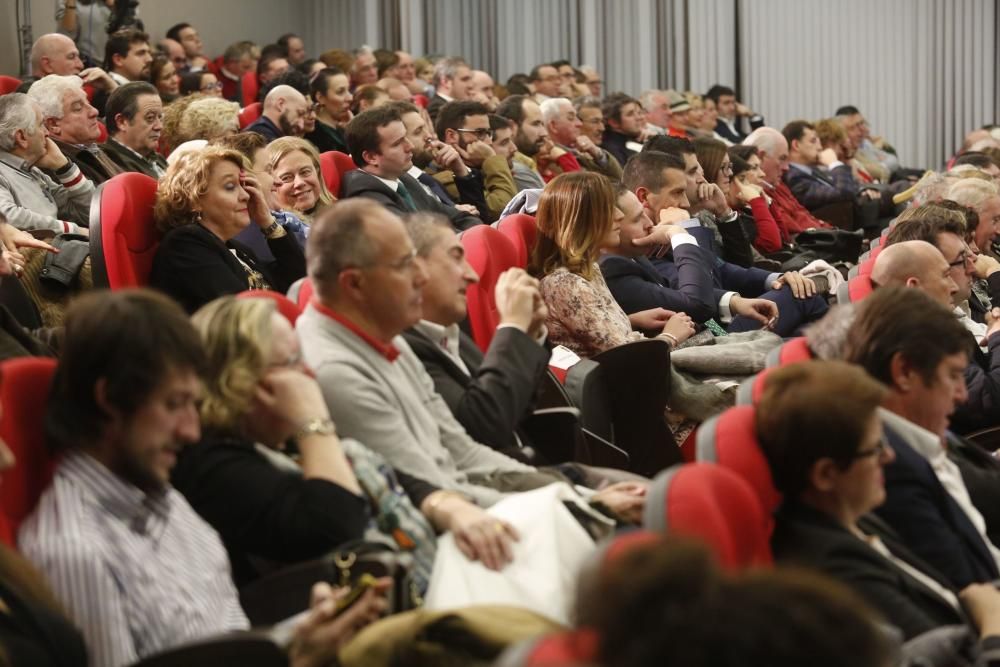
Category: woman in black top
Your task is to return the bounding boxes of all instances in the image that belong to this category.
[149,146,306,313]
[305,67,352,154]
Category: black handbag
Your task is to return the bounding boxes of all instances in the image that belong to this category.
[791,228,864,263]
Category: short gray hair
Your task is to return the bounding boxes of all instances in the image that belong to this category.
[0,94,41,152]
[947,177,1000,210]
[540,97,571,125]
[573,95,602,114]
[307,199,384,300]
[404,212,451,257]
[639,89,665,111]
[28,74,84,121]
[432,56,469,88]
[743,127,787,157]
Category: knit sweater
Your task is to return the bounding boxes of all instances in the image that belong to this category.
[297,305,535,507]
[0,150,91,233]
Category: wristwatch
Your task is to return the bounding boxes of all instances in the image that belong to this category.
[294,418,335,441]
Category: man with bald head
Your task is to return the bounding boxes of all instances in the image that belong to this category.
[27,34,118,114]
[743,127,833,240]
[870,240,959,307]
[244,85,310,143]
[470,70,499,112]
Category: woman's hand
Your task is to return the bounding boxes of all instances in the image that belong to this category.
[591,481,647,524]
[960,583,1000,637]
[240,172,275,230]
[255,368,331,429]
[425,493,520,570]
[628,307,673,331]
[660,311,695,345]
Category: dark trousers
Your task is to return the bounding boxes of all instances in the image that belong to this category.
[728,285,829,337]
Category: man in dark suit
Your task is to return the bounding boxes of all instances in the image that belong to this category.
[340,106,481,232]
[844,286,1000,589]
[102,82,167,179]
[609,150,828,336]
[426,57,475,123]
[400,212,548,456]
[782,119,861,211]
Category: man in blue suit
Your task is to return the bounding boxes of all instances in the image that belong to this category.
[844,286,1000,589]
[602,150,828,336]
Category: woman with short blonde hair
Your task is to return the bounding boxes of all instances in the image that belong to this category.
[266,136,335,218]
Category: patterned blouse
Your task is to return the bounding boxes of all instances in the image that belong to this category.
[539,266,644,358]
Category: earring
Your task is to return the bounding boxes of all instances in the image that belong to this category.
[192,210,202,224]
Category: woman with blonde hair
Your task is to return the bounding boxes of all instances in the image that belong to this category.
[267,137,335,219]
[175,295,541,585]
[529,171,695,358]
[149,146,306,312]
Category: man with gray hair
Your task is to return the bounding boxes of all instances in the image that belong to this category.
[28,75,123,184]
[244,84,310,143]
[0,94,92,235]
[743,126,832,240]
[427,57,475,122]
[541,97,621,180]
[639,89,670,136]
[948,178,1000,261]
[350,46,379,88]
[26,34,119,115]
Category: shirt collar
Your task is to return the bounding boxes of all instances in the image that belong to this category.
[414,319,462,356]
[789,162,813,174]
[0,149,32,172]
[406,165,426,181]
[370,172,399,192]
[878,407,945,460]
[311,299,400,362]
[61,451,172,529]
[109,137,151,161]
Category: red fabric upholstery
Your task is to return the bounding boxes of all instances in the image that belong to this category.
[237,290,301,325]
[0,358,59,547]
[847,274,874,302]
[858,245,883,277]
[295,278,315,312]
[461,225,520,352]
[0,76,21,95]
[696,406,782,523]
[238,102,263,129]
[645,462,772,570]
[412,94,429,109]
[496,213,538,268]
[90,173,161,289]
[520,630,599,666]
[241,76,260,109]
[318,151,357,198]
[765,337,814,369]
[96,120,108,143]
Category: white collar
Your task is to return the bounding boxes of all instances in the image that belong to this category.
[878,407,945,460]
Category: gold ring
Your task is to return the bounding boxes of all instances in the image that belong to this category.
[494,521,506,534]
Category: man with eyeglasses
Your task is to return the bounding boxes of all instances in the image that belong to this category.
[426,100,515,222]
[341,106,481,232]
[540,97,621,181]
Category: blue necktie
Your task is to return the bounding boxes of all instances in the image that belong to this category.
[417,172,455,206]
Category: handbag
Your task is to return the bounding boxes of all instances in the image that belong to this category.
[792,228,864,263]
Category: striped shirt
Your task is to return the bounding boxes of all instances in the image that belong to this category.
[18,452,249,667]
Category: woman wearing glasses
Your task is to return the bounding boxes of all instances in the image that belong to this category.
[179,71,224,98]
[760,360,1000,645]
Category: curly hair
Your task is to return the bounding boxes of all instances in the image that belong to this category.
[176,97,240,146]
[160,93,205,154]
[529,171,616,281]
[154,145,249,231]
[191,296,275,432]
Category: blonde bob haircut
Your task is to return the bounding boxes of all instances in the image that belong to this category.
[154,145,249,232]
[191,295,275,432]
[265,136,334,209]
[176,97,240,146]
[530,171,616,281]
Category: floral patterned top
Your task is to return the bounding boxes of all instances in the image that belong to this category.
[539,266,644,358]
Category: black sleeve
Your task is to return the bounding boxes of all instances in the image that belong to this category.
[261,232,307,294]
[715,213,756,268]
[452,173,491,222]
[150,230,249,313]
[395,470,439,508]
[172,439,370,563]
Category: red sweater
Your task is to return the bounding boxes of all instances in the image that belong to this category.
[766,181,832,241]
[748,195,783,253]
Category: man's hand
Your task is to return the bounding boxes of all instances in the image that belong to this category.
[457,140,495,169]
[454,203,480,217]
[34,138,69,171]
[288,580,391,667]
[631,217,689,258]
[735,102,754,117]
[628,307,673,331]
[696,182,730,218]
[591,481,647,524]
[574,135,602,159]
[730,295,778,327]
[983,308,1000,346]
[431,140,470,177]
[240,172,275,230]
[974,253,1000,279]
[0,224,57,255]
[818,148,839,167]
[78,67,118,92]
[495,267,541,333]
[772,271,817,299]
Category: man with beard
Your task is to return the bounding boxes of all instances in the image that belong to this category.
[104,28,153,86]
[429,100,515,222]
[103,82,168,179]
[496,94,578,187]
[244,85,310,143]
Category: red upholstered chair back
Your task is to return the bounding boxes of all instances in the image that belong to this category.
[461,225,521,352]
[643,462,772,570]
[496,213,538,268]
[836,273,874,304]
[318,151,357,198]
[295,278,315,312]
[0,358,58,546]
[0,76,21,95]
[857,245,883,277]
[96,120,108,143]
[241,75,260,109]
[695,406,782,527]
[237,290,301,325]
[764,336,814,369]
[238,102,263,129]
[89,173,161,289]
[412,94,429,109]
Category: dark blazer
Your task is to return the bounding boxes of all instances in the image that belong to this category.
[0,575,88,667]
[651,228,773,301]
[600,250,721,323]
[53,139,123,185]
[426,94,449,122]
[948,431,1000,548]
[304,121,348,153]
[875,424,1000,589]
[772,502,964,640]
[953,332,1000,434]
[783,163,858,210]
[600,129,638,169]
[402,325,549,453]
[101,138,167,179]
[340,169,481,232]
[149,223,306,313]
[243,115,283,143]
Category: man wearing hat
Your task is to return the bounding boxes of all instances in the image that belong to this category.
[665,90,695,139]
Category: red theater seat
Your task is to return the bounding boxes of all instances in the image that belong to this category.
[238,102,262,129]
[496,213,538,268]
[237,290,301,325]
[318,151,357,198]
[89,173,161,289]
[0,76,21,95]
[461,225,521,352]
